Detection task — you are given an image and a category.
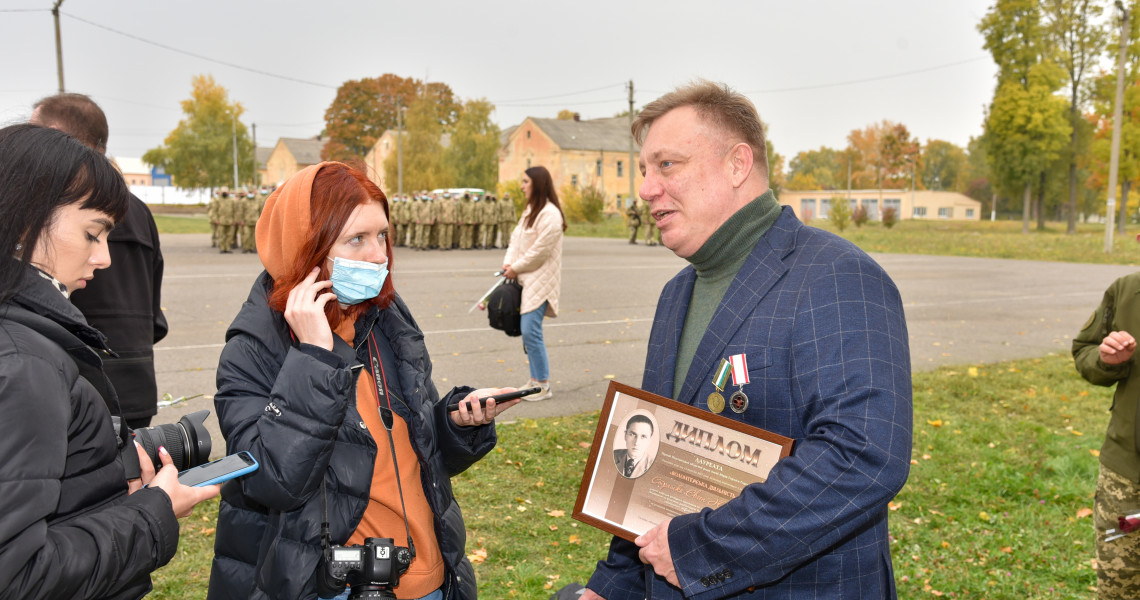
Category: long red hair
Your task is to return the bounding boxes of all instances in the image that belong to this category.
[267,163,395,332]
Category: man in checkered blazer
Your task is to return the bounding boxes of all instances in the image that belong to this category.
[582,81,913,600]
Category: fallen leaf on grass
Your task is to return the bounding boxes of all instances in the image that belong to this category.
[468,548,488,564]
[968,367,978,377]
[549,525,558,531]
[1091,449,1101,457]
[979,512,991,521]
[888,501,902,511]
[201,527,216,536]
[926,419,943,427]
[568,534,581,544]
[1071,430,1084,436]
[1001,547,1013,553]
[548,510,565,517]
[1077,507,1093,519]
[578,442,591,449]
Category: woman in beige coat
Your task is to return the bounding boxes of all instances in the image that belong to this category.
[502,166,566,401]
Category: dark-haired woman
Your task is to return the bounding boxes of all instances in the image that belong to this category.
[502,166,566,402]
[207,162,519,600]
[0,124,218,599]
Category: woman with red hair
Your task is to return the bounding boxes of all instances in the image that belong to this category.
[207,162,519,600]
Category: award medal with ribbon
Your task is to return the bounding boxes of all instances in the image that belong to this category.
[728,353,750,414]
[708,358,731,414]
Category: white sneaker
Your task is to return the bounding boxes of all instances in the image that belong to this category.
[525,382,552,402]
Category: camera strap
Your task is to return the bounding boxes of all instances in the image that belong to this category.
[365,330,417,560]
[318,330,417,561]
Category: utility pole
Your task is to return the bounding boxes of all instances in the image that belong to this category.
[628,80,635,208]
[397,99,404,195]
[1107,1,1130,253]
[52,0,65,92]
[252,123,259,188]
[231,111,239,188]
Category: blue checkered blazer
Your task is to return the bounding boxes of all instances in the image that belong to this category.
[587,207,913,599]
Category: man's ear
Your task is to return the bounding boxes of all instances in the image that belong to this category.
[728,143,754,188]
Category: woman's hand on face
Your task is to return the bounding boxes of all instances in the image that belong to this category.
[284,267,337,351]
[148,446,220,519]
[449,387,522,427]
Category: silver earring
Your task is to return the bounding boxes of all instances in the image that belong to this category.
[14,243,21,252]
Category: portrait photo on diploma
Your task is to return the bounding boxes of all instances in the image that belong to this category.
[574,381,794,541]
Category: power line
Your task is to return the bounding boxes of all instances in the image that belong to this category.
[743,56,990,94]
[62,12,338,89]
[495,98,625,108]
[492,83,625,104]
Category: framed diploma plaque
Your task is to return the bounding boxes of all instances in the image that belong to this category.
[573,381,794,542]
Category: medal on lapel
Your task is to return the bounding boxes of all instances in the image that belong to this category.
[728,353,750,414]
[708,358,730,414]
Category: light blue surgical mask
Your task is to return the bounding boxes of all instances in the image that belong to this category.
[327,256,388,305]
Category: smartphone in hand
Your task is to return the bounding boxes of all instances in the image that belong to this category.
[177,451,259,487]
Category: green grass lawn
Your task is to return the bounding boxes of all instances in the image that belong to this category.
[149,353,1110,599]
[152,213,212,234]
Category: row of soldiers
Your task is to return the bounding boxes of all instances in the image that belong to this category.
[388,192,517,250]
[208,187,268,254]
[626,199,662,246]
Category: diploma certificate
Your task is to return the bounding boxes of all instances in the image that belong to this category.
[573,381,794,541]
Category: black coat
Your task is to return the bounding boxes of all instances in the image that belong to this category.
[0,267,180,600]
[208,273,494,600]
[70,194,167,422]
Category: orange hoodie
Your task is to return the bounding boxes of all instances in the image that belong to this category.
[256,162,444,598]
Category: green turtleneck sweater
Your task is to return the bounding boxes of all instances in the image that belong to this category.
[673,190,782,397]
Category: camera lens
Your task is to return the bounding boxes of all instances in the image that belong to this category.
[133,409,212,471]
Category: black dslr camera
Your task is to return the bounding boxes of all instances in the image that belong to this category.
[114,409,212,479]
[317,537,413,600]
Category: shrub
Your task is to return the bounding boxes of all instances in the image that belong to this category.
[561,183,605,224]
[881,206,899,229]
[828,195,852,232]
[852,204,869,228]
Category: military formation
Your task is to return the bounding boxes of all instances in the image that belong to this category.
[626,199,660,246]
[388,191,517,250]
[208,187,268,254]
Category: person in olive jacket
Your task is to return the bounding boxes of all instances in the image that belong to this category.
[207,161,520,600]
[1074,272,1140,598]
[0,124,217,600]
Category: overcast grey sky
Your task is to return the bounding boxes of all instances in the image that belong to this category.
[2,1,1000,169]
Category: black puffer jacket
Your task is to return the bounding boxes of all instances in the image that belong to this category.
[207,272,494,600]
[0,267,180,600]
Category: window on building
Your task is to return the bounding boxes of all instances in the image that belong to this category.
[863,198,879,220]
[913,206,927,218]
[966,208,975,218]
[526,130,531,139]
[596,160,602,177]
[571,174,578,187]
[617,161,624,177]
[938,207,952,219]
[820,197,831,218]
[802,198,816,220]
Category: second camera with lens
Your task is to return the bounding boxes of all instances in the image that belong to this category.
[317,537,413,600]
[115,409,212,478]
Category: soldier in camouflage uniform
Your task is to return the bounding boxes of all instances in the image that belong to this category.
[436,193,457,250]
[1073,272,1140,599]
[239,189,261,253]
[639,198,659,246]
[394,195,408,247]
[499,192,517,246]
[625,199,642,244]
[208,190,221,248]
[459,193,476,250]
[480,195,499,249]
[215,187,239,254]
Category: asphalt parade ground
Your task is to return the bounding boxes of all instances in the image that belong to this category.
[148,233,1137,454]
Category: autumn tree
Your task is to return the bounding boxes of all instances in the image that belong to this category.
[386,93,451,192]
[557,109,577,120]
[787,146,845,190]
[323,74,460,161]
[143,74,254,189]
[980,0,1072,232]
[963,135,995,216]
[982,62,1071,232]
[1043,0,1106,233]
[920,140,968,191]
[443,99,501,190]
